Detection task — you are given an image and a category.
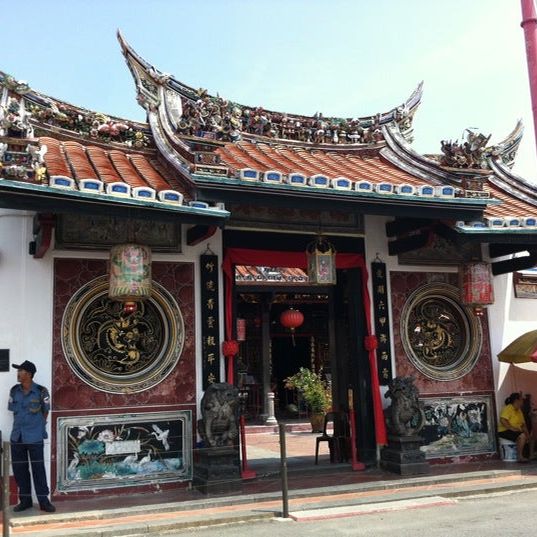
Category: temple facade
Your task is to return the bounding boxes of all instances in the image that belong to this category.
[1,31,536,498]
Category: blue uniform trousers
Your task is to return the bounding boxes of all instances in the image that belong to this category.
[11,441,50,505]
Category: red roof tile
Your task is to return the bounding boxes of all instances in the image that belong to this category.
[41,137,71,177]
[216,141,426,185]
[485,183,537,218]
[39,137,185,196]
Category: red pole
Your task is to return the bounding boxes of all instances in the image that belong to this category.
[347,389,365,471]
[239,414,256,479]
[521,0,537,153]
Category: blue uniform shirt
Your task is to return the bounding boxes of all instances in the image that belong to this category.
[8,382,50,443]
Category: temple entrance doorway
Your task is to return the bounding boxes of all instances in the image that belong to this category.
[235,289,331,423]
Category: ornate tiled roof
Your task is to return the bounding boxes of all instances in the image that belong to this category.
[0,72,230,221]
[3,33,537,235]
[0,70,152,151]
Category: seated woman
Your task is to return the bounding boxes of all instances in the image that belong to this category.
[498,392,531,462]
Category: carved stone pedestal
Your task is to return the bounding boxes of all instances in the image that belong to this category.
[380,435,430,476]
[193,447,241,495]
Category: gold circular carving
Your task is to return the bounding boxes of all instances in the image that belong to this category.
[62,276,184,393]
[400,283,482,381]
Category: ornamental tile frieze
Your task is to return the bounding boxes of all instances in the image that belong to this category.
[0,71,151,149]
[172,87,413,145]
[440,129,491,169]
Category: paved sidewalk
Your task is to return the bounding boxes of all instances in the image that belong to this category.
[5,464,537,536]
[4,426,537,536]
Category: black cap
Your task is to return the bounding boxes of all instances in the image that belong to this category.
[12,360,37,375]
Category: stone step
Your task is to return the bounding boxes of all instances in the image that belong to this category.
[245,421,315,434]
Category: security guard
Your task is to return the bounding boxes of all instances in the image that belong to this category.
[9,360,56,513]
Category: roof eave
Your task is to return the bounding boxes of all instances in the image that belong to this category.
[192,174,492,220]
[0,180,229,225]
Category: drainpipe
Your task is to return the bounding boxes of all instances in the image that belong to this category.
[521,0,537,154]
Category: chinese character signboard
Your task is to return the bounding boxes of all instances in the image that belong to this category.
[200,254,220,389]
[371,261,393,385]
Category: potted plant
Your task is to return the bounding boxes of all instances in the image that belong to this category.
[284,367,332,432]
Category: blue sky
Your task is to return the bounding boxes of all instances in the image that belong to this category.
[3,0,536,179]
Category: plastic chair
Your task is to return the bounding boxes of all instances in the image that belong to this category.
[315,411,348,464]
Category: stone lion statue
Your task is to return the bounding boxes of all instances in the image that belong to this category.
[198,383,239,447]
[384,376,425,436]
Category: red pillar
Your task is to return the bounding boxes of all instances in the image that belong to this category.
[521,0,537,153]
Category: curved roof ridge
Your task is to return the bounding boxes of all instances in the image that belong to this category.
[117,31,422,148]
[487,120,524,168]
[488,158,537,207]
[380,123,461,186]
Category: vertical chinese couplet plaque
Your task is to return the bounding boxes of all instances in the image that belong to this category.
[371,262,393,385]
[200,254,220,389]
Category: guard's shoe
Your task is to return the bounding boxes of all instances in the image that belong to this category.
[39,501,56,513]
[13,502,33,512]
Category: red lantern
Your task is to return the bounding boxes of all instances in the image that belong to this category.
[459,261,494,316]
[222,339,239,358]
[280,308,304,331]
[280,308,304,345]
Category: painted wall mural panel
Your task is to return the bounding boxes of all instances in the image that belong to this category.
[57,411,192,491]
[420,395,495,458]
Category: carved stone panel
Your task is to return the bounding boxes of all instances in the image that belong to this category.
[400,283,482,381]
[55,214,181,252]
[62,275,185,393]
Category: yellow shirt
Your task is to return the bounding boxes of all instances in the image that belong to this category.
[498,403,525,433]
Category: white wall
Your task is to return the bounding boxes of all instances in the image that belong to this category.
[488,268,537,407]
[0,208,223,484]
[0,209,53,456]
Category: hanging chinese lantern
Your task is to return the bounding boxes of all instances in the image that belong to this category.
[109,244,152,314]
[306,235,337,285]
[236,318,246,341]
[459,261,494,316]
[280,307,304,345]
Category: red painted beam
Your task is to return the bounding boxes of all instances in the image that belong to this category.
[33,214,55,259]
